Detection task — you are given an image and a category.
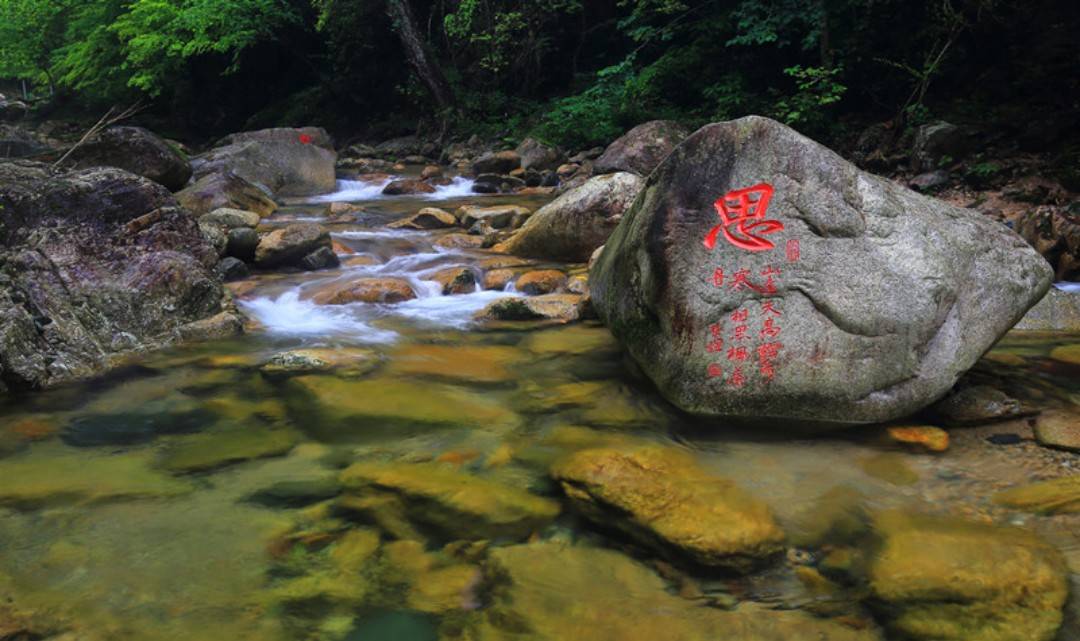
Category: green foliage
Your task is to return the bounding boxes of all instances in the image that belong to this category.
[533,59,637,149]
[771,65,846,132]
[0,0,70,81]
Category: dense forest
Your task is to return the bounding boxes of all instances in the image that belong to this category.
[2,0,1077,159]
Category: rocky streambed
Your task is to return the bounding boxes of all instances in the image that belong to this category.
[0,122,1078,641]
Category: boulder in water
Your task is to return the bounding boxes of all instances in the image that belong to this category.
[66,125,192,191]
[515,137,561,171]
[472,150,521,175]
[382,178,436,195]
[593,120,690,176]
[514,269,567,295]
[388,207,456,230]
[176,171,277,217]
[590,116,1052,427]
[308,277,416,304]
[191,134,336,197]
[496,172,643,262]
[215,126,333,150]
[254,223,333,269]
[199,207,260,229]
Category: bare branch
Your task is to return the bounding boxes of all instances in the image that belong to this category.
[52,101,146,169]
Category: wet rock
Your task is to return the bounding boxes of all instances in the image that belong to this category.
[482,268,516,290]
[430,266,477,295]
[1014,207,1079,280]
[254,223,332,269]
[308,277,415,304]
[929,385,1027,425]
[1033,409,1080,451]
[176,310,244,342]
[994,476,1080,514]
[911,121,972,172]
[215,257,250,281]
[386,344,523,384]
[157,427,299,473]
[474,542,879,641]
[0,447,193,508]
[298,246,340,271]
[200,207,260,229]
[388,207,456,230]
[191,134,337,197]
[514,269,567,295]
[0,163,226,391]
[286,375,520,434]
[65,125,192,191]
[1049,343,1080,366]
[456,204,530,229]
[593,120,691,176]
[246,477,343,509]
[383,178,436,195]
[199,220,228,256]
[472,150,521,175]
[225,227,259,261]
[496,172,643,262]
[61,408,214,447]
[867,510,1067,641]
[551,445,785,571]
[216,126,333,150]
[476,294,588,322]
[590,116,1051,427]
[885,425,949,452]
[520,323,619,355]
[434,233,485,250]
[175,170,277,217]
[420,164,442,180]
[340,462,559,540]
[986,432,1023,445]
[259,347,379,377]
[1014,289,1080,332]
[515,138,561,171]
[472,173,525,194]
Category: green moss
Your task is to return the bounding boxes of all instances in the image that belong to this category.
[993,475,1080,514]
[157,427,300,474]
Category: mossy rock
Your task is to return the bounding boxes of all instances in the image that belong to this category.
[866,510,1068,641]
[550,445,785,571]
[993,475,1080,514]
[340,462,560,541]
[519,323,620,355]
[157,427,300,474]
[385,344,525,385]
[1048,343,1080,366]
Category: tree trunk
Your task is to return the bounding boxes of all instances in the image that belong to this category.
[386,0,455,111]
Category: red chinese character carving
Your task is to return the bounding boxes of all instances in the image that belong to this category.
[299,133,313,144]
[729,366,746,387]
[703,183,782,252]
[757,342,783,381]
[786,238,800,262]
[709,322,724,338]
[733,325,749,341]
[707,363,723,378]
[761,301,782,317]
[706,338,725,353]
[760,266,781,294]
[727,346,748,362]
[730,309,749,323]
[729,268,756,291]
[760,318,782,339]
[712,268,724,287]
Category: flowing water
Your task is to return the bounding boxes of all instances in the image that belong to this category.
[1,175,1079,640]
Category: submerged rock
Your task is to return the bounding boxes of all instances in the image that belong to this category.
[593,120,690,176]
[994,475,1080,514]
[866,510,1067,641]
[0,163,226,391]
[589,116,1052,427]
[175,170,277,217]
[470,542,879,641]
[340,462,559,540]
[66,125,192,191]
[495,172,643,262]
[259,347,379,377]
[1033,409,1080,451]
[551,445,785,571]
[156,427,300,473]
[385,344,523,384]
[61,408,214,447]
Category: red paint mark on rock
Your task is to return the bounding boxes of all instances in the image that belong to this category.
[703,183,781,252]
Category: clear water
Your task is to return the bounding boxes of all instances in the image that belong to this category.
[0,181,1078,640]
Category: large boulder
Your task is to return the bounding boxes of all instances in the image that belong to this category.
[472,150,521,175]
[254,224,335,270]
[590,116,1052,427]
[593,120,690,176]
[515,137,561,171]
[65,126,192,191]
[0,162,226,392]
[175,171,277,217]
[191,134,336,197]
[215,126,333,150]
[496,172,643,262]
[0,124,50,159]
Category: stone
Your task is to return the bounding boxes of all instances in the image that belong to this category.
[1049,343,1080,365]
[520,323,619,355]
[515,137,561,171]
[1033,409,1080,451]
[60,407,213,447]
[482,268,516,290]
[867,510,1067,641]
[589,116,1052,427]
[420,164,442,179]
[514,269,567,295]
[928,385,1027,425]
[456,204,529,229]
[191,135,337,197]
[909,170,950,192]
[375,135,434,159]
[430,266,476,295]
[911,121,972,172]
[994,476,1080,514]
[0,94,28,121]
[885,425,949,452]
[215,257,249,281]
[254,223,332,269]
[1014,207,1079,280]
[0,123,50,158]
[385,344,523,384]
[308,277,415,304]
[175,170,277,217]
[496,172,643,262]
[388,207,456,230]
[260,347,379,377]
[434,233,485,250]
[383,178,436,195]
[475,294,588,322]
[0,163,225,391]
[225,227,260,261]
[472,542,880,641]
[66,125,192,191]
[199,220,228,256]
[1014,288,1080,332]
[285,375,520,435]
[200,207,260,229]
[176,311,244,342]
[298,246,340,271]
[593,120,691,176]
[339,462,559,540]
[215,126,333,150]
[472,150,521,175]
[156,427,300,473]
[551,445,785,571]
